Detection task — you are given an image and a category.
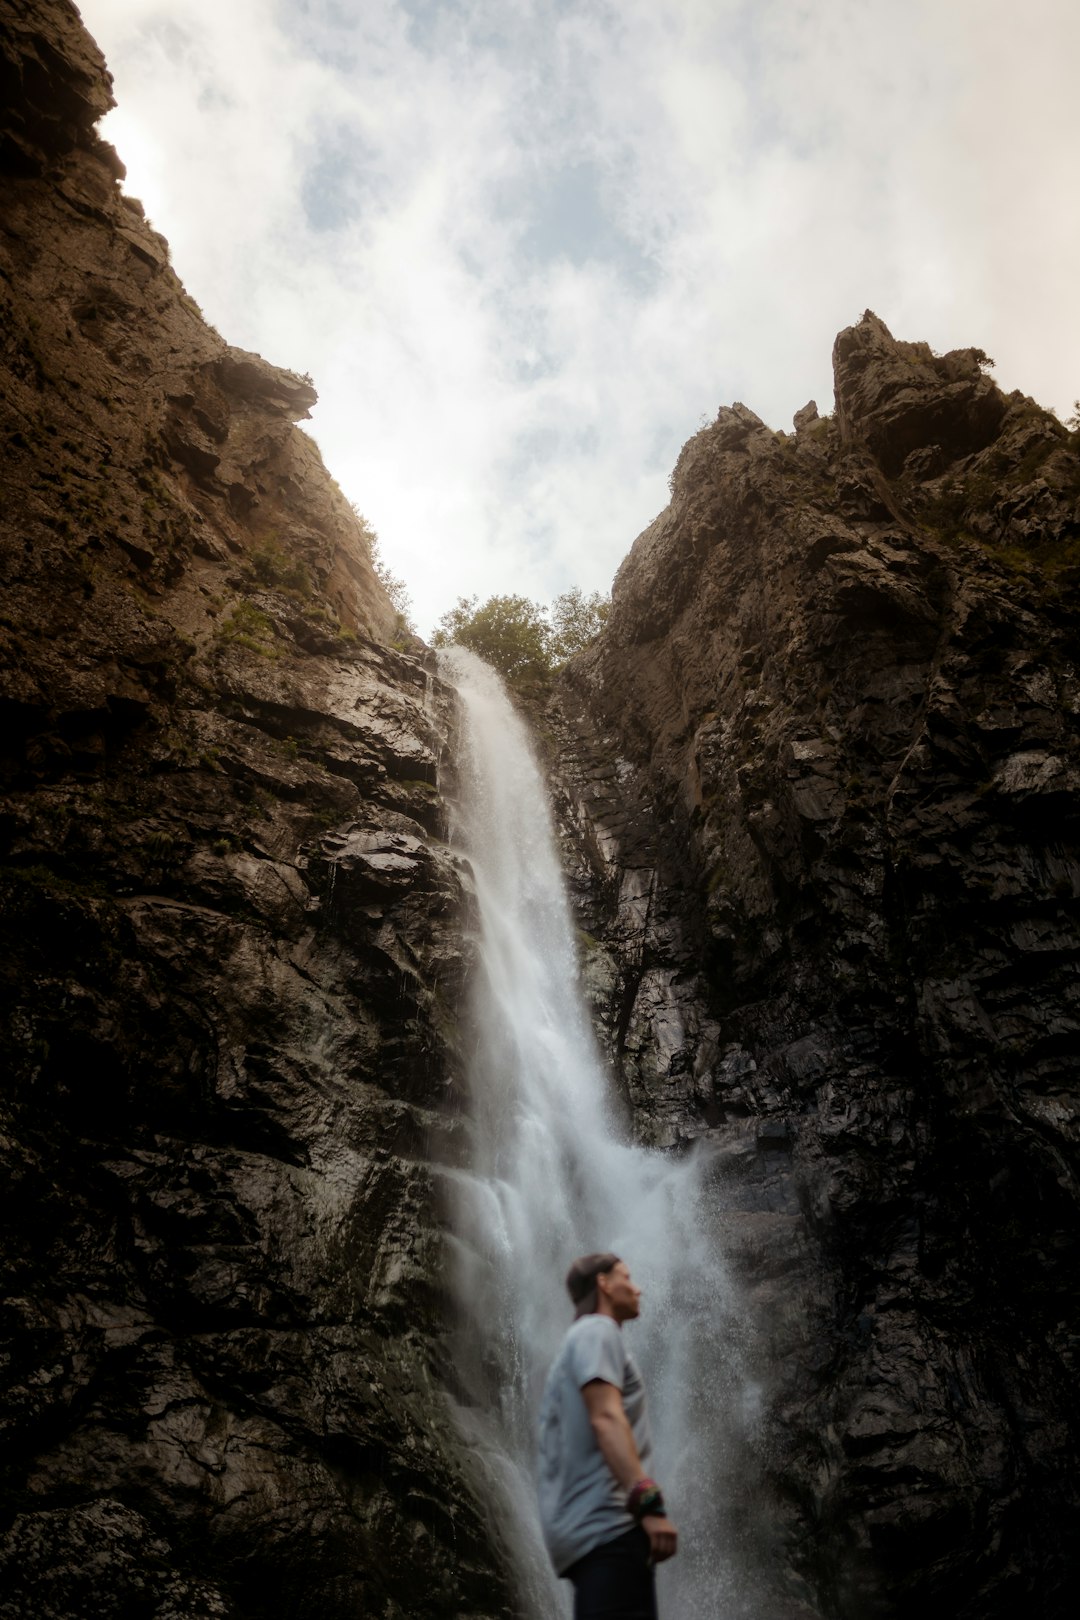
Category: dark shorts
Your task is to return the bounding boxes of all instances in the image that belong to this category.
[564,1526,658,1620]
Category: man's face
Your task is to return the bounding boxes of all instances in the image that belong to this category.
[599,1260,641,1322]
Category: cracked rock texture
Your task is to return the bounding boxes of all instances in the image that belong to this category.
[0,5,505,1617]
[548,312,1080,1618]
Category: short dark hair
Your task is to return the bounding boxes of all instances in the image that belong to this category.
[566,1252,621,1318]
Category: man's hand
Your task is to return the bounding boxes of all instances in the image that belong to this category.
[641,1512,678,1563]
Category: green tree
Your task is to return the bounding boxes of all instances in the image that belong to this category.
[432,594,552,686]
[549,586,610,662]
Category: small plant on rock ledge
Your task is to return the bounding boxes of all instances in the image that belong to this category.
[248,537,312,598]
[217,600,282,659]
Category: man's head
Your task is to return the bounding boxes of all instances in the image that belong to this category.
[565,1253,641,1322]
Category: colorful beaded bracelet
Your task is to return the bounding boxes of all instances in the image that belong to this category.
[627,1478,667,1520]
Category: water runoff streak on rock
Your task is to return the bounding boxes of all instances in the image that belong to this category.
[438,648,763,1620]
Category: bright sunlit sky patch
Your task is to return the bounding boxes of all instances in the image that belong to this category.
[80,0,1079,635]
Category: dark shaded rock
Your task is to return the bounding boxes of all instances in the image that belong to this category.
[0,1498,232,1618]
[834,310,1007,477]
[0,5,508,1618]
[548,313,1080,1619]
[0,0,112,176]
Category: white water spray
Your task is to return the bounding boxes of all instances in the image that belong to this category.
[438,648,763,1618]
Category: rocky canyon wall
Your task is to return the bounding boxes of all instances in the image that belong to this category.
[548,315,1080,1617]
[0,5,507,1616]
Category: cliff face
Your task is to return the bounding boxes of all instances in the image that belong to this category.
[0,5,506,1617]
[550,316,1080,1617]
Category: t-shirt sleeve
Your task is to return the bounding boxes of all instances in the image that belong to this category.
[567,1316,625,1391]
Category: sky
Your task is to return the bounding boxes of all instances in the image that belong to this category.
[79,0,1080,637]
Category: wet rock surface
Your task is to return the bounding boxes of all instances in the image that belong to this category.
[547,313,1080,1617]
[0,6,506,1617]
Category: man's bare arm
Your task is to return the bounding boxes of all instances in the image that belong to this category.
[581,1379,645,1490]
[581,1380,678,1563]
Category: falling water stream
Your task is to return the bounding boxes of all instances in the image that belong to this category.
[438,648,764,1619]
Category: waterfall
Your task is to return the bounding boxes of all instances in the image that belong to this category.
[438,647,763,1619]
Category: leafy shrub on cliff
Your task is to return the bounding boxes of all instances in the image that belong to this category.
[370,540,415,635]
[217,600,280,658]
[348,502,416,633]
[249,538,311,598]
[549,586,610,661]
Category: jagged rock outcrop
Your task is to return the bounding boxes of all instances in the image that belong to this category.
[0,5,506,1617]
[549,313,1080,1617]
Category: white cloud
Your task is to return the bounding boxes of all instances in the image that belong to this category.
[82,0,1080,634]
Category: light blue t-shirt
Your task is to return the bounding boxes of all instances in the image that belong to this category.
[537,1313,652,1575]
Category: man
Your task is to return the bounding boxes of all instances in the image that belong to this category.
[537,1252,678,1619]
